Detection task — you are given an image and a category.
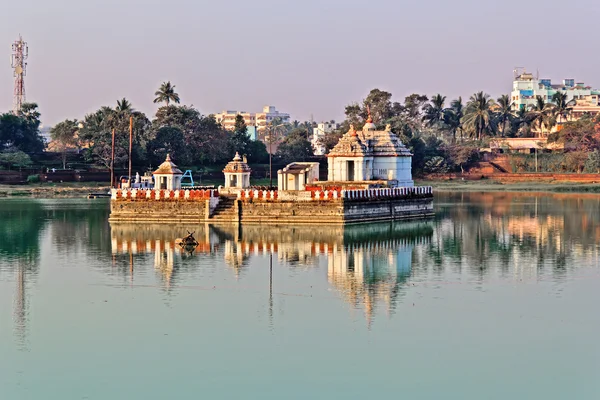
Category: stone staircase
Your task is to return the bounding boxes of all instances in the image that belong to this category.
[210,196,238,221]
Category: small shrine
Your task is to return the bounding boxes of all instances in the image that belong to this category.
[277,162,319,191]
[223,152,251,189]
[326,110,413,187]
[153,154,183,190]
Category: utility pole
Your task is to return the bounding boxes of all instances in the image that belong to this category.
[11,35,28,114]
[128,116,133,185]
[111,128,115,188]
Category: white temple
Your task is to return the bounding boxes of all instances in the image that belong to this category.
[223,152,251,189]
[153,154,183,190]
[326,112,413,187]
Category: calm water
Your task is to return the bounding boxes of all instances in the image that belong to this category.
[0,193,599,399]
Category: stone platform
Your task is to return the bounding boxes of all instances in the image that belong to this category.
[108,187,434,224]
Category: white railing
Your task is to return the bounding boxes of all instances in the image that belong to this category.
[111,188,219,201]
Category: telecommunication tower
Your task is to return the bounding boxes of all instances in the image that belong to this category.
[11,35,28,113]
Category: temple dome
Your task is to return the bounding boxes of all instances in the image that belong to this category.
[153,154,183,175]
[327,126,372,157]
[223,152,251,173]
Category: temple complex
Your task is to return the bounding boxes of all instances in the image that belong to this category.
[109,118,433,224]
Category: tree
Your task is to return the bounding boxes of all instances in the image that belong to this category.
[444,97,464,141]
[50,119,79,169]
[79,106,151,168]
[446,141,480,173]
[462,92,495,139]
[0,150,32,170]
[363,89,393,127]
[0,110,45,154]
[18,102,41,126]
[495,95,513,137]
[153,105,229,164]
[229,114,251,156]
[552,92,571,126]
[513,107,532,137]
[147,126,189,166]
[153,81,180,107]
[422,94,447,129]
[276,128,313,164]
[528,95,551,137]
[548,115,600,153]
[116,98,134,113]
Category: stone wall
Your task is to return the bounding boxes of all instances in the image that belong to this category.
[110,196,434,224]
[110,200,209,223]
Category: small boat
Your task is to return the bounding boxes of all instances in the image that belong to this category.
[177,231,199,247]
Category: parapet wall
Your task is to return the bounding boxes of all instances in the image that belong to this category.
[109,187,434,224]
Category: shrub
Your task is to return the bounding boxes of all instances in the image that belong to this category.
[27,174,41,184]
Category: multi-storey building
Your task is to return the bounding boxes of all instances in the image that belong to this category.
[213,106,290,133]
[511,69,600,112]
[312,122,339,155]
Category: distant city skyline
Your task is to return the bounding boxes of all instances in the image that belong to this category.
[1,0,598,126]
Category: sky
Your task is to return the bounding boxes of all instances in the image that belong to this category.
[0,0,599,127]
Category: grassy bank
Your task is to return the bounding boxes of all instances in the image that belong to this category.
[0,182,110,198]
[418,179,600,193]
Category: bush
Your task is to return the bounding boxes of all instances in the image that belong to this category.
[27,174,41,184]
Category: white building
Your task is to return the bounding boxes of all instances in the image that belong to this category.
[511,69,600,112]
[214,106,290,132]
[326,115,413,187]
[312,122,339,155]
[153,154,183,190]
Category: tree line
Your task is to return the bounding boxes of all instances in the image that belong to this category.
[319,89,600,174]
[0,81,316,172]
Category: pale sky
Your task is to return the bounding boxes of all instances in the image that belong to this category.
[1,0,598,126]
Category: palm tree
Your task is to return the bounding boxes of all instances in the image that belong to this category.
[513,107,532,136]
[495,95,513,137]
[528,96,551,137]
[422,94,446,129]
[116,98,133,113]
[153,81,180,107]
[442,97,464,142]
[462,92,495,140]
[552,92,572,126]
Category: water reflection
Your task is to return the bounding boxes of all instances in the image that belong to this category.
[2,193,600,349]
[109,222,433,325]
[430,192,600,280]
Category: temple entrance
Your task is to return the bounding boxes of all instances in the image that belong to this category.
[230,175,237,187]
[347,161,354,181]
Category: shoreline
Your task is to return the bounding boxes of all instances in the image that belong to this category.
[417,179,600,194]
[3,180,600,199]
[0,184,110,198]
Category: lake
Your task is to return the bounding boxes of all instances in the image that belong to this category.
[1,192,599,399]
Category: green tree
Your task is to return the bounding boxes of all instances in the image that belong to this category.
[444,97,464,141]
[116,97,134,113]
[0,110,44,154]
[422,94,447,129]
[495,95,513,137]
[50,119,79,169]
[147,126,189,166]
[153,81,181,107]
[228,114,251,156]
[528,95,552,137]
[462,92,495,139]
[153,105,229,164]
[79,106,151,168]
[275,128,313,164]
[552,92,571,126]
[0,150,32,170]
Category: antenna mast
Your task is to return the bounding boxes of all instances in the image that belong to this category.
[11,35,28,114]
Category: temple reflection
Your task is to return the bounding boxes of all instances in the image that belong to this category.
[109,222,433,321]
